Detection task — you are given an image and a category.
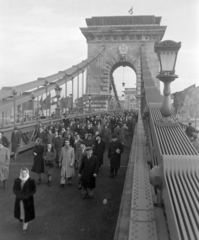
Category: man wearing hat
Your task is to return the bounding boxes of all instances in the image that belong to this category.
[11,127,21,160]
[74,133,82,169]
[93,134,105,170]
[78,146,99,199]
[76,140,87,189]
[108,135,124,178]
[84,133,93,147]
[102,124,112,150]
[0,139,10,188]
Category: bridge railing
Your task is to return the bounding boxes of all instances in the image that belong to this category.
[141,45,199,240]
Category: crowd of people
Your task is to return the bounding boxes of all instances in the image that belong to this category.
[0,110,137,235]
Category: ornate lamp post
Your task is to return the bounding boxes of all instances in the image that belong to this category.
[154,40,181,120]
[88,94,91,112]
[55,85,62,118]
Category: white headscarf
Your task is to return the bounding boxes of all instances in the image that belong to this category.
[19,167,30,182]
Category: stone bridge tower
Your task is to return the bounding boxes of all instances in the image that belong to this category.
[80,15,166,111]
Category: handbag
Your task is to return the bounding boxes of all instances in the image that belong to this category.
[45,160,54,167]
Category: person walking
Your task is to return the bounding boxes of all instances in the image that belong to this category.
[101,125,112,150]
[78,147,99,199]
[11,126,21,160]
[108,135,124,178]
[43,143,56,186]
[0,139,10,188]
[74,133,82,169]
[13,168,36,235]
[54,132,64,166]
[31,138,44,185]
[76,140,87,189]
[59,139,75,187]
[93,134,105,170]
[0,131,10,148]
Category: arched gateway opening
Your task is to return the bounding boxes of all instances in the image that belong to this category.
[80,15,165,111]
[112,64,137,110]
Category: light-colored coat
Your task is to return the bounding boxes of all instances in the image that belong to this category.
[0,146,10,181]
[59,146,75,178]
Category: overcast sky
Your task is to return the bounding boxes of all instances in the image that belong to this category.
[0,0,198,98]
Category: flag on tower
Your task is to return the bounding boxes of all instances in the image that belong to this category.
[128,7,133,14]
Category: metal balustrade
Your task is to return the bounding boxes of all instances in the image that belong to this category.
[141,45,199,240]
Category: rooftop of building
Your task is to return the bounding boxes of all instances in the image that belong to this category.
[85,15,162,27]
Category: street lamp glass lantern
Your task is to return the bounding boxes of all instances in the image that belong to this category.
[122,82,125,87]
[154,40,181,74]
[55,86,62,98]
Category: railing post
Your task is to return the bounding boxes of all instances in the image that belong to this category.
[77,72,79,99]
[46,87,48,119]
[13,91,17,126]
[72,78,74,113]
[32,95,35,122]
[65,79,67,113]
[49,91,51,119]
[2,111,4,127]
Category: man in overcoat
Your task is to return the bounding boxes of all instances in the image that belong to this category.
[78,147,99,199]
[11,126,21,160]
[0,140,10,188]
[93,134,105,170]
[101,125,112,150]
[76,140,87,189]
[59,139,75,186]
[108,135,124,178]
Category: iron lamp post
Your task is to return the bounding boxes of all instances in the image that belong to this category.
[154,40,181,119]
[55,86,62,118]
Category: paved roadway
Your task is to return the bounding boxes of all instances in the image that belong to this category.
[0,138,132,240]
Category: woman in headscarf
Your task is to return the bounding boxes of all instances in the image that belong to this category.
[43,143,56,186]
[31,138,44,185]
[13,168,36,235]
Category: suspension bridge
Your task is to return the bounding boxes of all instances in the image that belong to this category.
[0,15,198,240]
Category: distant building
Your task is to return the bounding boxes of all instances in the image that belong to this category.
[123,88,137,110]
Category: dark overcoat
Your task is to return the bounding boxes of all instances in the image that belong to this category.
[13,178,36,223]
[11,132,21,152]
[0,136,10,148]
[108,141,124,169]
[93,140,106,165]
[31,145,44,174]
[54,136,64,164]
[79,155,99,189]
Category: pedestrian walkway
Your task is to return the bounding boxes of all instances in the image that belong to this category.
[0,138,132,240]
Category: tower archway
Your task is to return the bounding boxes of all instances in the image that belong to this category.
[80,15,166,111]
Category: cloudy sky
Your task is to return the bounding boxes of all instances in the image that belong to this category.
[0,0,198,98]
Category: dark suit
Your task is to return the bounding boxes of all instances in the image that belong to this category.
[108,140,124,177]
[93,140,106,166]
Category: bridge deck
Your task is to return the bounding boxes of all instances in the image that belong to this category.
[0,137,132,240]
